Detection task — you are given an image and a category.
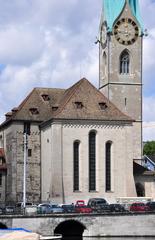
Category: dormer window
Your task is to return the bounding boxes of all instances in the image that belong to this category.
[29,108,39,115]
[99,102,108,110]
[52,106,58,111]
[41,94,50,101]
[74,101,83,109]
[12,107,18,113]
[5,112,12,120]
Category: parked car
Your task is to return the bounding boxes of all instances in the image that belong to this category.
[109,204,126,212]
[130,202,150,212]
[75,200,86,207]
[75,200,92,213]
[75,205,93,213]
[50,204,64,213]
[75,206,93,213]
[37,203,64,214]
[0,207,4,214]
[37,203,52,214]
[87,198,110,213]
[60,204,75,213]
[15,202,34,214]
[146,201,155,211]
[4,206,15,214]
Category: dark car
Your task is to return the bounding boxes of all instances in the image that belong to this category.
[146,201,155,211]
[4,206,15,214]
[109,204,126,212]
[130,202,150,212]
[61,204,75,213]
[0,207,4,214]
[87,198,110,213]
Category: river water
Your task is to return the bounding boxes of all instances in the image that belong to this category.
[63,237,155,240]
[84,238,155,240]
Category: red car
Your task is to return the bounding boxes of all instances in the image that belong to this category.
[75,200,85,207]
[75,200,92,213]
[130,202,150,212]
[75,205,92,213]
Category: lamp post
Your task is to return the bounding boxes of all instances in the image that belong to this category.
[23,122,30,213]
[23,132,28,213]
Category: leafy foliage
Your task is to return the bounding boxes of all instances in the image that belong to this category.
[143,141,155,155]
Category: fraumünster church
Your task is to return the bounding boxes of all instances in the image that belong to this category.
[0,0,155,205]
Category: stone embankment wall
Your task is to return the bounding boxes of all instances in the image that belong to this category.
[1,213,155,237]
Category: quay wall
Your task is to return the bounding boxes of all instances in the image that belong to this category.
[0,213,155,237]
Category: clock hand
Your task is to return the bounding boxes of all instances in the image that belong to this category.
[118,30,129,34]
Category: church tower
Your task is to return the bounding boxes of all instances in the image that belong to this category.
[99,0,143,160]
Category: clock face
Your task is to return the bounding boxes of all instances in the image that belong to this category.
[113,18,139,45]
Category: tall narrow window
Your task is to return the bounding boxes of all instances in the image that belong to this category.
[24,122,31,135]
[120,50,130,74]
[106,141,112,192]
[89,131,96,191]
[73,141,80,191]
[102,52,107,79]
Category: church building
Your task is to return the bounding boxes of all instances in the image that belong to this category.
[0,0,154,205]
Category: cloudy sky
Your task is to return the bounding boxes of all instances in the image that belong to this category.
[0,0,154,141]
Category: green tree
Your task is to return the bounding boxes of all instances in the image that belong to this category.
[143,141,155,155]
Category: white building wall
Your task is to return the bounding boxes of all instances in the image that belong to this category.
[41,125,51,202]
[41,121,137,204]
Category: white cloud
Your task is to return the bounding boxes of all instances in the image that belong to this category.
[143,122,155,141]
[0,25,44,65]
[143,96,155,141]
[143,29,155,72]
[143,96,155,122]
[0,0,154,142]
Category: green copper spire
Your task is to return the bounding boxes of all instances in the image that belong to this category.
[103,0,143,32]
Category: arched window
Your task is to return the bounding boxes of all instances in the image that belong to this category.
[73,141,80,191]
[120,50,130,74]
[89,131,96,191]
[105,141,112,192]
[102,52,107,79]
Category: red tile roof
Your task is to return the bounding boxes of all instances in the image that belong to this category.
[0,78,133,128]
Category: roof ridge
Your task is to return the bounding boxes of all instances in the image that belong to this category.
[53,78,87,117]
[34,87,66,91]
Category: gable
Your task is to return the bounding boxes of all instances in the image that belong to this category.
[52,78,133,121]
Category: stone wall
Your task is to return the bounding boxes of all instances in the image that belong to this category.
[1,213,155,237]
[1,122,41,204]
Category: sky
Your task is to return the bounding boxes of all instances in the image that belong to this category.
[0,0,155,141]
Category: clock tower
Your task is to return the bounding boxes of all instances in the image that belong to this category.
[99,0,143,160]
